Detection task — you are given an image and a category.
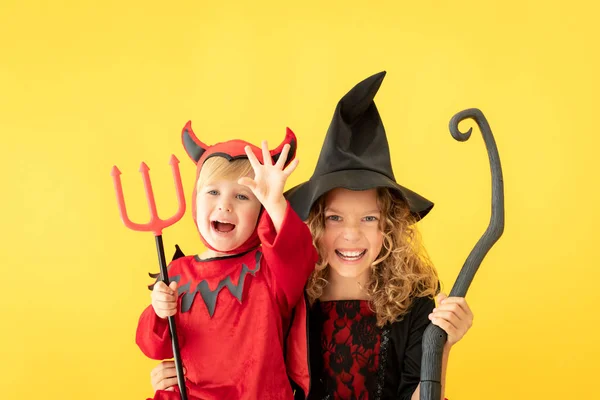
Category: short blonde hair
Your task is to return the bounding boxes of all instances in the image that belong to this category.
[306,187,439,327]
[196,157,254,190]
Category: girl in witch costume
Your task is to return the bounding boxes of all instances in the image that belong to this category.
[284,72,474,400]
[136,123,318,400]
[149,72,474,400]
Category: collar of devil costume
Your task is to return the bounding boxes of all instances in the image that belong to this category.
[182,120,297,254]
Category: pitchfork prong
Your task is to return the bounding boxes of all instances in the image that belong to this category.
[139,162,160,223]
[111,166,153,231]
[111,155,186,236]
[163,155,186,226]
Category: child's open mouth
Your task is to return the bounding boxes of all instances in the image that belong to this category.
[211,220,236,233]
[335,249,366,262]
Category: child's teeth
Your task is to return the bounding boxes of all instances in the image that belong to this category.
[337,250,365,259]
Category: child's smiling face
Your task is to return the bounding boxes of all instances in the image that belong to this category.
[320,188,384,281]
[196,179,261,253]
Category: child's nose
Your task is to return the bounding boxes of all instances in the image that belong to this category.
[342,224,361,241]
[218,201,232,212]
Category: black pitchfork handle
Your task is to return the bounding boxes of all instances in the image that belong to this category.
[156,235,188,400]
[420,109,505,400]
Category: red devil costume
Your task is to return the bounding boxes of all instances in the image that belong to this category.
[136,123,318,400]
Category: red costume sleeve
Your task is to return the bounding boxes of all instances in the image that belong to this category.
[258,201,317,315]
[135,305,174,360]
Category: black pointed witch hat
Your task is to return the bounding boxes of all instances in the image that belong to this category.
[285,71,434,221]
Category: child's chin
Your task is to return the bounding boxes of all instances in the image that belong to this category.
[208,238,240,253]
[331,264,370,279]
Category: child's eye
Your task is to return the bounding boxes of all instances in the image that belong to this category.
[363,216,379,222]
[207,190,218,196]
[326,215,341,222]
[236,194,249,201]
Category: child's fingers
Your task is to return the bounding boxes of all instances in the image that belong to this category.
[430,297,474,345]
[261,140,272,166]
[153,281,170,293]
[151,362,180,391]
[274,144,290,169]
[152,298,177,309]
[152,289,177,303]
[436,292,448,305]
[151,282,178,318]
[153,298,177,309]
[433,302,468,323]
[152,287,178,317]
[238,177,258,192]
[437,297,473,325]
[152,296,177,308]
[283,158,299,176]
[152,360,186,376]
[438,296,470,312]
[454,297,473,318]
[429,310,462,326]
[429,313,458,337]
[151,360,176,380]
[152,303,177,318]
[153,375,176,390]
[244,146,262,171]
[154,281,177,296]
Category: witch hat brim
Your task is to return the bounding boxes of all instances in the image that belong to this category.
[285,169,433,221]
[285,71,434,221]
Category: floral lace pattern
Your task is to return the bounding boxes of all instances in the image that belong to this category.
[315,300,382,400]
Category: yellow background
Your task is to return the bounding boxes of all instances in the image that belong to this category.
[1,1,598,399]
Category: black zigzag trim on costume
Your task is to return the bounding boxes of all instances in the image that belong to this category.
[176,250,262,317]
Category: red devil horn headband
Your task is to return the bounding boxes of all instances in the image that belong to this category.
[181,121,297,167]
[182,121,209,163]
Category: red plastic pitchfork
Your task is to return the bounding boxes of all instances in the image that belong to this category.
[111,155,188,400]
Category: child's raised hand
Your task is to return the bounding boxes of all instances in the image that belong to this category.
[151,281,179,319]
[428,293,474,346]
[238,141,298,211]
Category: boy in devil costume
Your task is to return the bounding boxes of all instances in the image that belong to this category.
[136,122,318,400]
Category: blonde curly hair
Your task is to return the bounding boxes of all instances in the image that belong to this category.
[305,187,439,327]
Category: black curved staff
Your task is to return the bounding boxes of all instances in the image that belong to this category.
[420,108,505,400]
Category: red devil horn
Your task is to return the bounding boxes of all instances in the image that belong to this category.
[270,127,297,166]
[181,121,209,164]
